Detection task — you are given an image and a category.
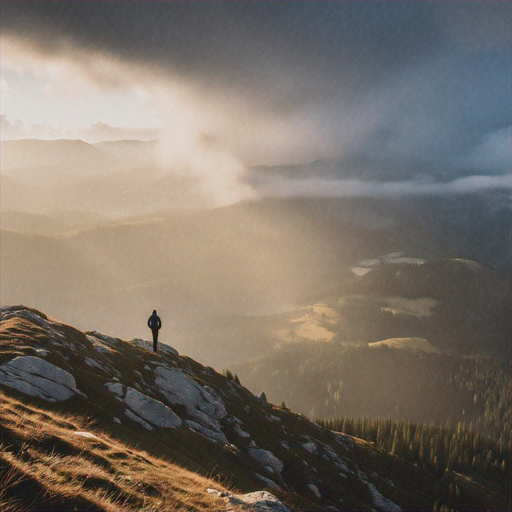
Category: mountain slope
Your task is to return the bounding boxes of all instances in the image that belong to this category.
[226,259,510,440]
[2,305,508,511]
[345,258,511,355]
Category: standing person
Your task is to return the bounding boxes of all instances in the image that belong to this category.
[147,310,162,352]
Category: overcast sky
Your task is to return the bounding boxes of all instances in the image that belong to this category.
[1,1,510,196]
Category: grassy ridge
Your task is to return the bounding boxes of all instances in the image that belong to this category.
[2,305,510,511]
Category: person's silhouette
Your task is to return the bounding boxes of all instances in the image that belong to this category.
[147,310,162,352]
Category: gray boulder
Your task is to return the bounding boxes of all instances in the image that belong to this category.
[0,356,82,401]
[248,448,284,474]
[105,382,182,429]
[155,365,227,420]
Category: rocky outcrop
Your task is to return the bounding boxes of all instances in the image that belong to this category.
[105,382,182,430]
[154,365,228,442]
[207,488,290,512]
[155,366,227,419]
[248,448,284,475]
[185,420,229,445]
[0,356,83,401]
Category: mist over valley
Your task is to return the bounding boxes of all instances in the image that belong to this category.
[2,139,510,354]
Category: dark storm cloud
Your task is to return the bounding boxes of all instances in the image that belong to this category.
[0,2,458,106]
[2,1,511,179]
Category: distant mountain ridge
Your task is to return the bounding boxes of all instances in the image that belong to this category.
[325,257,511,355]
[0,139,119,176]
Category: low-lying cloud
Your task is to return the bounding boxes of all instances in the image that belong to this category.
[252,174,511,200]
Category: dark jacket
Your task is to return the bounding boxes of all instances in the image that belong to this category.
[148,312,162,330]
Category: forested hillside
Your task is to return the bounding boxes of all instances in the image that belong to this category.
[318,417,510,512]
[234,343,511,444]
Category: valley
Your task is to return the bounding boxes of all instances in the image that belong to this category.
[1,139,510,511]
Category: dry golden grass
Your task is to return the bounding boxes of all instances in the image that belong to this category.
[0,391,240,511]
[0,316,49,344]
